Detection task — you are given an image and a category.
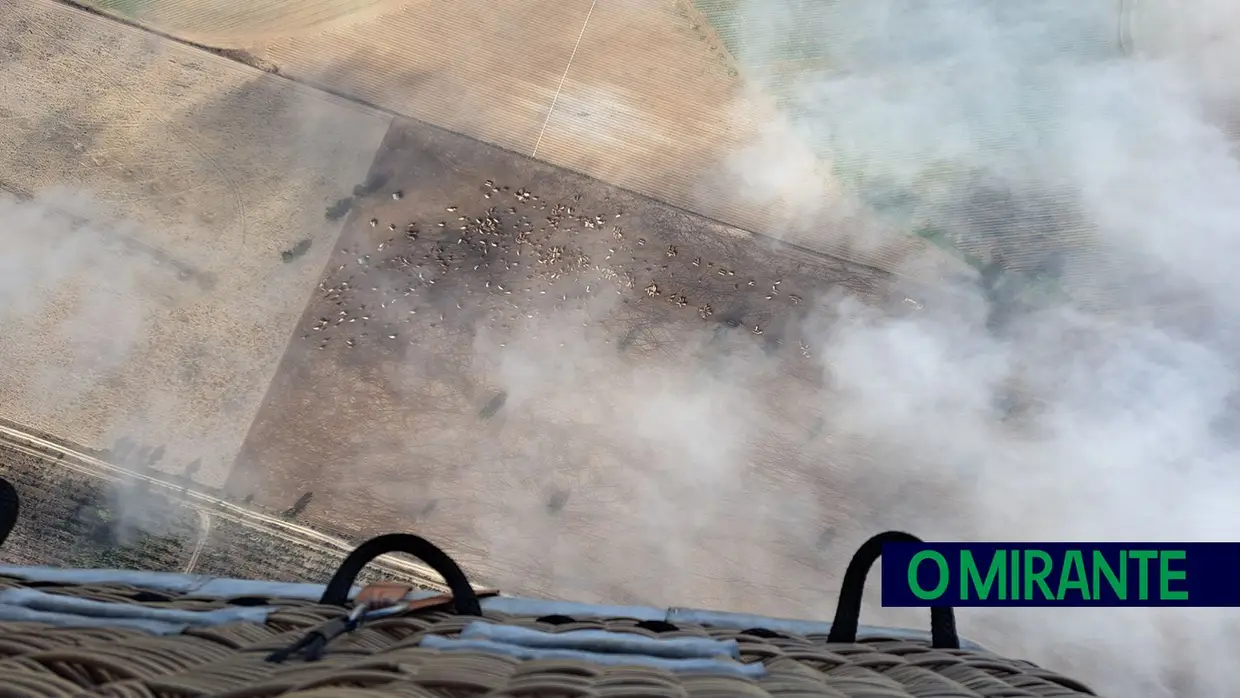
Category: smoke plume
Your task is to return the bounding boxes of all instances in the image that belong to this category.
[703,1,1240,695]
[4,2,1240,696]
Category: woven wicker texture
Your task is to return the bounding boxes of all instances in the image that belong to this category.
[0,574,1098,698]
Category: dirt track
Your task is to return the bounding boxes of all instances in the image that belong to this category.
[85,0,410,45]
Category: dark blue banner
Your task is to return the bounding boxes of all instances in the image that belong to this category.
[880,543,1240,607]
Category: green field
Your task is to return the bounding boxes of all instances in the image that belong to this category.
[692,0,834,65]
[88,0,153,18]
[690,0,1080,302]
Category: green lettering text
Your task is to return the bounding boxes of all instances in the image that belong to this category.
[1129,550,1158,600]
[909,551,950,600]
[1023,550,1054,600]
[1092,550,1126,600]
[962,551,1004,600]
[1057,550,1090,601]
[1159,550,1188,601]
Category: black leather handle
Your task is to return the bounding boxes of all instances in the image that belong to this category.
[827,530,960,649]
[320,533,481,615]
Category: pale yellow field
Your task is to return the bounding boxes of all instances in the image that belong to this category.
[80,0,413,46]
[526,0,948,278]
[0,0,392,487]
[260,0,596,157]
[65,0,963,282]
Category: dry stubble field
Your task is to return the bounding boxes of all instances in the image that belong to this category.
[0,0,391,486]
[68,0,962,279]
[225,116,965,617]
[1,0,963,625]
